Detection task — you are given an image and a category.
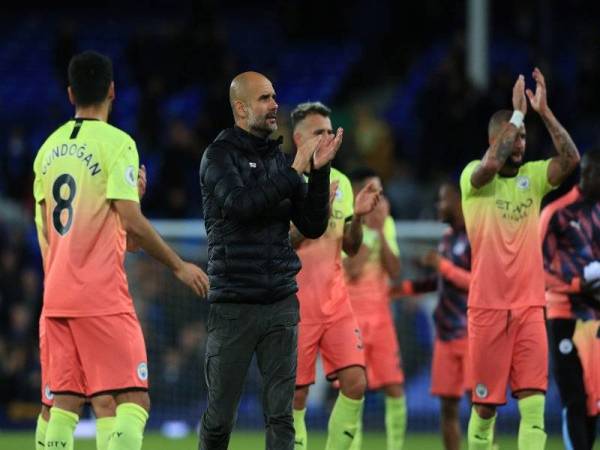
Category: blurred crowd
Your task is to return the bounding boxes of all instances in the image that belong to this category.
[1,0,600,422]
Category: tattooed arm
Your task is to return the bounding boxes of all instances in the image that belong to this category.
[471,75,527,189]
[525,67,580,186]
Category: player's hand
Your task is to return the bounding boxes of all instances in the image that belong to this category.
[292,134,323,174]
[313,128,343,170]
[354,180,381,218]
[174,261,210,298]
[138,165,147,199]
[365,195,388,230]
[526,67,549,116]
[512,74,527,115]
[420,249,441,270]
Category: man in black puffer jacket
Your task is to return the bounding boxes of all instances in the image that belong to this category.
[198,71,343,450]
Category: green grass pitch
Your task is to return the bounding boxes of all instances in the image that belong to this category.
[0,430,584,449]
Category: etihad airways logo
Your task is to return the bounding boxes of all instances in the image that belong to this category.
[496,197,534,222]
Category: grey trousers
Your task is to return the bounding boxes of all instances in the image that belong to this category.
[199,295,299,450]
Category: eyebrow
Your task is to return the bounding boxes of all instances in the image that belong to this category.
[258,92,275,100]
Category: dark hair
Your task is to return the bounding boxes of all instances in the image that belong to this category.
[68,51,113,106]
[488,109,513,138]
[348,167,379,184]
[290,101,331,130]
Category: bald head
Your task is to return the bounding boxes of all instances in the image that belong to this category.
[229,72,271,112]
[229,71,278,137]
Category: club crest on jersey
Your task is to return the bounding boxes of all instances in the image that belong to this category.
[44,384,54,400]
[125,165,137,187]
[137,362,148,381]
[452,240,466,256]
[516,175,530,190]
[559,338,573,355]
[475,383,488,399]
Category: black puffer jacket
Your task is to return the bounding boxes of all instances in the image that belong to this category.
[199,126,330,304]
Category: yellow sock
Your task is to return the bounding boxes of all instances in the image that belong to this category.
[385,395,406,450]
[35,414,49,450]
[45,407,78,450]
[325,392,364,450]
[293,408,307,449]
[518,395,546,450]
[467,407,495,450]
[106,403,148,450]
[96,416,116,450]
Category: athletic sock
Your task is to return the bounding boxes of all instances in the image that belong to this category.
[348,401,364,450]
[96,416,116,450]
[293,408,308,450]
[385,395,407,450]
[35,414,49,450]
[106,403,148,450]
[518,395,546,450]
[325,392,364,450]
[467,406,495,450]
[45,407,78,450]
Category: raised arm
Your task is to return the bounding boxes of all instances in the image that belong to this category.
[291,129,344,238]
[525,67,580,186]
[342,181,380,256]
[470,75,528,189]
[200,144,304,222]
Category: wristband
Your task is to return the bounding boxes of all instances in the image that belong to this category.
[509,110,524,128]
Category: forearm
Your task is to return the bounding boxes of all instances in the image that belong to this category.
[542,109,580,184]
[378,230,400,278]
[342,216,363,256]
[291,164,331,238]
[224,168,302,221]
[471,124,519,188]
[126,216,183,271]
[438,258,470,291]
[390,277,437,297]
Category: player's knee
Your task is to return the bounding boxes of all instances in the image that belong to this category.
[91,395,116,418]
[383,383,404,398]
[40,404,51,421]
[340,371,367,399]
[294,387,309,410]
[115,391,151,412]
[53,394,86,415]
[474,403,496,420]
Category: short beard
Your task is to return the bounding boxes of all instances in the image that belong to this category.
[248,115,276,137]
[504,156,523,169]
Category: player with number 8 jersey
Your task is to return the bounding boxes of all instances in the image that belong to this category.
[32,51,209,450]
[34,118,139,317]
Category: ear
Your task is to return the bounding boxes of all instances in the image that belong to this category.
[234,100,247,119]
[107,81,115,101]
[293,131,303,147]
[67,86,76,106]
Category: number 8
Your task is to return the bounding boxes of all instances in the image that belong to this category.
[52,174,77,235]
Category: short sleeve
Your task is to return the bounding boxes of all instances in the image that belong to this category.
[106,139,140,202]
[339,174,354,221]
[383,216,400,256]
[459,160,481,200]
[33,152,45,203]
[527,159,555,196]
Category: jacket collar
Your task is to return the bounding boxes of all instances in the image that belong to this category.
[232,126,283,154]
